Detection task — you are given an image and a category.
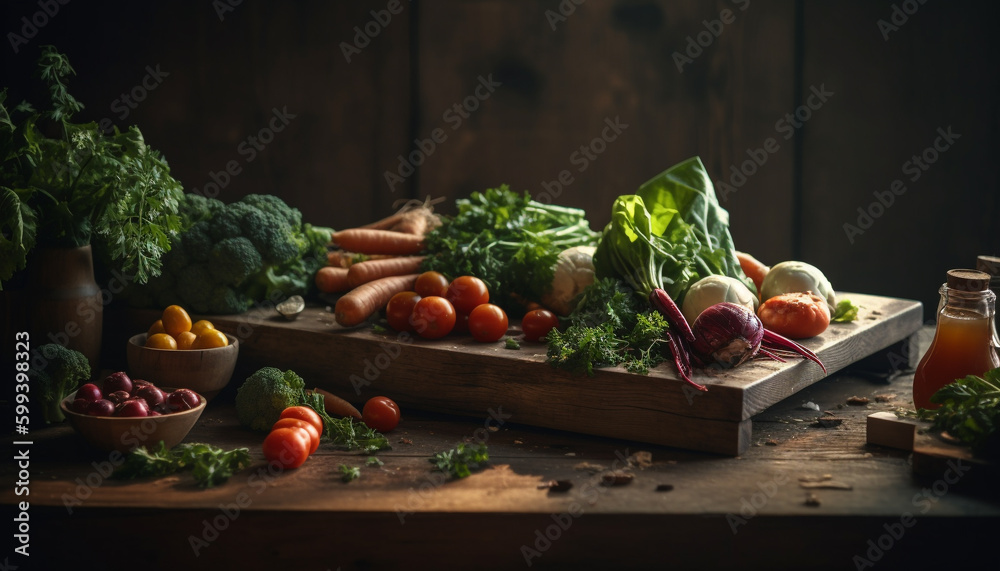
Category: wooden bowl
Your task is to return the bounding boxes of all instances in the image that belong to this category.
[61,388,206,453]
[126,333,239,400]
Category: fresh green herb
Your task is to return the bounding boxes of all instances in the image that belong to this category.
[1,46,184,289]
[112,442,252,488]
[372,323,389,334]
[831,299,860,323]
[546,277,668,375]
[421,185,598,312]
[591,157,752,303]
[366,456,384,467]
[429,442,489,479]
[919,368,1000,458]
[338,464,361,482]
[505,337,520,350]
[326,415,391,454]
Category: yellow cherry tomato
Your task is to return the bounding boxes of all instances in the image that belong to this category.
[161,305,192,337]
[174,331,198,350]
[145,333,178,350]
[191,320,215,336]
[147,319,166,336]
[192,328,229,349]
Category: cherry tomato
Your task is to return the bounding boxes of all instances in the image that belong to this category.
[411,296,456,339]
[145,333,177,350]
[415,271,450,298]
[446,276,490,314]
[757,292,831,339]
[147,319,165,337]
[192,328,229,349]
[161,304,192,337]
[262,427,312,469]
[362,396,400,432]
[468,303,509,342]
[521,309,560,342]
[191,320,215,336]
[174,331,197,350]
[280,405,325,437]
[272,418,320,455]
[386,291,422,332]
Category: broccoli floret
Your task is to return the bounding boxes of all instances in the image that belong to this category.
[235,367,307,432]
[241,194,303,230]
[208,237,264,286]
[207,285,254,314]
[30,343,91,423]
[240,207,299,264]
[177,193,225,229]
[183,221,214,263]
[209,202,257,243]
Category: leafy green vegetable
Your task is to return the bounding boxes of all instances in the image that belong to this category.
[1,46,184,289]
[505,337,521,350]
[592,157,752,303]
[546,277,669,375]
[28,343,90,423]
[430,442,489,479]
[919,368,1000,458]
[338,464,361,482]
[831,299,860,323]
[421,185,598,312]
[112,442,252,488]
[235,367,309,432]
[326,415,390,454]
[366,456,384,467]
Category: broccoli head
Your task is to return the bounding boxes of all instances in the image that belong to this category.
[241,194,303,230]
[208,237,264,286]
[30,343,91,423]
[177,193,225,229]
[235,367,307,432]
[182,220,214,263]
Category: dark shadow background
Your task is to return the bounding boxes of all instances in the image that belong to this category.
[2,0,999,318]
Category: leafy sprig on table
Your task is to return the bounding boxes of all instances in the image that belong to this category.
[112,442,252,488]
[430,442,489,479]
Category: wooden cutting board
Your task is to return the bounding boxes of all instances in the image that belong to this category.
[138,291,922,455]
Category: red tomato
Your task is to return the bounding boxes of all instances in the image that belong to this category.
[468,303,509,342]
[757,292,831,339]
[279,406,325,437]
[446,276,490,314]
[411,296,457,339]
[262,427,312,469]
[386,291,422,332]
[415,271,450,298]
[521,309,560,342]
[272,418,320,455]
[362,396,400,432]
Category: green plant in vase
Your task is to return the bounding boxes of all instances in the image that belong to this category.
[0,45,184,290]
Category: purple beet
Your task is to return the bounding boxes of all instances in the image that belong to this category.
[102,371,132,396]
[76,383,103,402]
[135,385,166,409]
[87,399,116,417]
[116,398,150,418]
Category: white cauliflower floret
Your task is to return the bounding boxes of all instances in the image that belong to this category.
[542,246,597,316]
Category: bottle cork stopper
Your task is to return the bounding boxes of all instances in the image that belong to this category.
[946,269,990,291]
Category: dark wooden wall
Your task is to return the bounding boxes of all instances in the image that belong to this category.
[2,0,998,317]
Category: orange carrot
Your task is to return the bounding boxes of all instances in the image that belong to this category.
[331,229,426,256]
[335,273,419,327]
[735,251,770,296]
[315,266,351,294]
[327,251,395,268]
[347,256,426,288]
[308,387,362,419]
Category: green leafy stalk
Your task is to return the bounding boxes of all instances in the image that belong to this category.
[831,299,860,323]
[429,442,489,479]
[338,464,361,482]
[919,368,1000,458]
[112,442,252,488]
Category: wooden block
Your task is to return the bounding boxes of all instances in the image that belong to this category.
[866,412,922,451]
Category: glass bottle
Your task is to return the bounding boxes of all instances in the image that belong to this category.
[912,269,1000,410]
[976,255,1000,360]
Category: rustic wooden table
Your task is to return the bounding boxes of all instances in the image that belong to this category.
[4,327,998,570]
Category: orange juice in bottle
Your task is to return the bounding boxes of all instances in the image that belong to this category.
[913,269,1000,410]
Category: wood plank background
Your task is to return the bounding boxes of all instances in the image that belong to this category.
[2,0,998,318]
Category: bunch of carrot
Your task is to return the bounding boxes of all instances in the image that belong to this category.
[317,202,441,327]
